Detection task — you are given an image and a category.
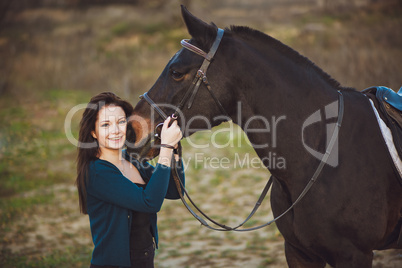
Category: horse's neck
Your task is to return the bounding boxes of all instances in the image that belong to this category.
[233,32,340,112]
[226,32,343,188]
[233,74,339,181]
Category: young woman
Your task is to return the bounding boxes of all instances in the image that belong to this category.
[76,92,184,268]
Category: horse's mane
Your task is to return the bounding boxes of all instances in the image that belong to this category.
[226,25,351,91]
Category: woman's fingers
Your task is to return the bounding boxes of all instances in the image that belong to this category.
[162,116,171,131]
[160,116,182,146]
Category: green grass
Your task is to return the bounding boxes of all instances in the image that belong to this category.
[0,89,90,198]
[0,88,92,265]
[0,245,92,268]
[0,193,54,226]
[111,22,133,36]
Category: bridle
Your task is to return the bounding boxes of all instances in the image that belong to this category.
[139,28,345,231]
[140,28,228,123]
[140,28,228,139]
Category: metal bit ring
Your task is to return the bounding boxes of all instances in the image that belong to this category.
[154,122,164,139]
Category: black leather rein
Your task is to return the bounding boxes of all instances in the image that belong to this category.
[139,28,345,231]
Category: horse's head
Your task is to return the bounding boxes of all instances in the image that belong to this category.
[129,6,236,160]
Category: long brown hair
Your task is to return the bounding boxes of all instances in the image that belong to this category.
[76,92,134,214]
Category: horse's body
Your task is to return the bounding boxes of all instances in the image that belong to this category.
[129,6,402,267]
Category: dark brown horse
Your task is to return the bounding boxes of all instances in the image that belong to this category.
[129,6,402,268]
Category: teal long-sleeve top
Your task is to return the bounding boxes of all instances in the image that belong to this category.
[86,150,185,267]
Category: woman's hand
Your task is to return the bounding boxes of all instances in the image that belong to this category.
[160,116,182,148]
[158,117,182,167]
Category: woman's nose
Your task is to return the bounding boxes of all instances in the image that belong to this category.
[110,123,120,134]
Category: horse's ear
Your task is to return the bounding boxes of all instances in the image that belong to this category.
[181,5,216,45]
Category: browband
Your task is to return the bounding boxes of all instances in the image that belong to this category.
[180,28,225,61]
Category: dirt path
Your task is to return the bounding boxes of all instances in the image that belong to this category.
[2,178,401,267]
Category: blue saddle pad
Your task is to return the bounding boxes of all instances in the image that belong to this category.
[376,86,402,111]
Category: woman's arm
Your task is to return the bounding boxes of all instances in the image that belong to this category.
[87,160,171,213]
[87,116,183,213]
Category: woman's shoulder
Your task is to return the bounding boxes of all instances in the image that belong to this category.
[90,158,109,167]
[89,158,118,174]
[86,159,123,186]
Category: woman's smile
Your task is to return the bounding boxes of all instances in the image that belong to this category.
[108,136,123,141]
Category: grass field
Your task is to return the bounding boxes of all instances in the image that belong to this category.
[0,1,401,267]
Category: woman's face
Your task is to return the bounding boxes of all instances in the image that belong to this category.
[92,105,127,151]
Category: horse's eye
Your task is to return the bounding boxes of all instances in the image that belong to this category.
[171,70,185,81]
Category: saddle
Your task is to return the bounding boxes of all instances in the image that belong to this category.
[363,86,402,250]
[362,86,402,159]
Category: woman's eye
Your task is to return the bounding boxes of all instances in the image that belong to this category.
[171,70,185,81]
[119,119,127,124]
[101,123,109,127]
